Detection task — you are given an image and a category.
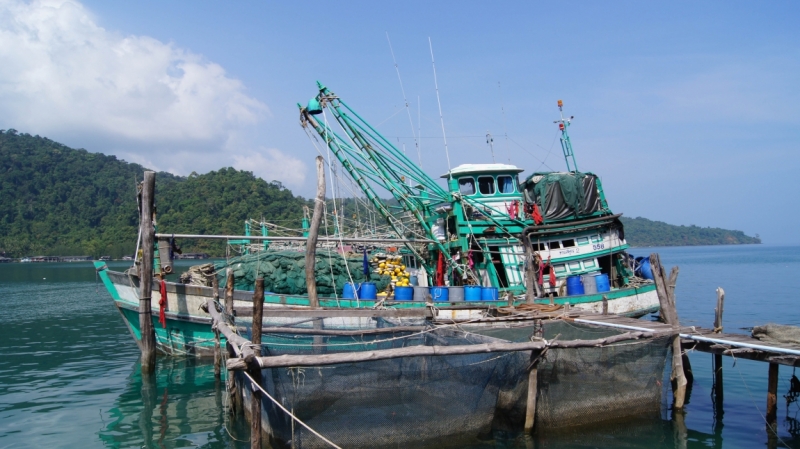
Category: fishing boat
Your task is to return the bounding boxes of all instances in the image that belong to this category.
[94,84,657,356]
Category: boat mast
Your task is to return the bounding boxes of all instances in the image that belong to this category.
[554,99,578,172]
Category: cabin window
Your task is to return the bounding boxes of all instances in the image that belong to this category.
[562,239,576,248]
[459,177,475,195]
[576,237,590,246]
[568,261,581,271]
[554,264,567,274]
[531,242,547,251]
[497,175,515,194]
[583,259,597,269]
[591,235,602,243]
[550,240,562,249]
[478,176,495,195]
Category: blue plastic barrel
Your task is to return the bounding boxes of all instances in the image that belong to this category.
[360,282,377,300]
[394,286,413,301]
[638,259,654,280]
[464,286,483,301]
[566,275,585,296]
[342,282,357,299]
[429,286,449,302]
[481,287,499,301]
[595,274,611,292]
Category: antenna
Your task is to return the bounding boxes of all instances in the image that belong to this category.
[498,82,510,163]
[429,37,452,177]
[417,96,422,167]
[486,131,495,162]
[554,99,578,172]
[386,33,421,167]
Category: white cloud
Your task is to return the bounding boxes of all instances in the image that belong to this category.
[0,0,306,186]
[232,148,307,187]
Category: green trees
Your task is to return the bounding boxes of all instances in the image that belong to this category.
[0,131,308,257]
[620,216,761,247]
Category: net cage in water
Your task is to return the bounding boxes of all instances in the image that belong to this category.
[239,320,670,448]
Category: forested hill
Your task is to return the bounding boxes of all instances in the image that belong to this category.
[0,130,760,257]
[0,130,309,257]
[620,216,760,247]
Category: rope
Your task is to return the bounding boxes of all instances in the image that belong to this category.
[732,355,790,446]
[242,371,342,449]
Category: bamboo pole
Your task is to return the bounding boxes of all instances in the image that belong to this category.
[650,253,687,409]
[139,171,157,373]
[155,233,434,244]
[244,326,426,336]
[306,156,325,308]
[249,279,264,449]
[227,331,656,371]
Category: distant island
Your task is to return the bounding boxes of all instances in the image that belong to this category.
[619,216,760,247]
[0,129,760,258]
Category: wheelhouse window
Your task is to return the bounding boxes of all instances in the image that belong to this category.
[478,176,495,195]
[497,175,515,194]
[459,177,476,195]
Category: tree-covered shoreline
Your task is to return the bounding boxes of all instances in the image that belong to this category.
[0,130,760,258]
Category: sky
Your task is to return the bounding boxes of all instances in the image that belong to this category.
[0,0,798,243]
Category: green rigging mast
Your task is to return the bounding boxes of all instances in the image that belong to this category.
[554,99,578,172]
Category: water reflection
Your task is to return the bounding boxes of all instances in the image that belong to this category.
[100,358,249,448]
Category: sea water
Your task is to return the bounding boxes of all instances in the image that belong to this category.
[0,247,799,448]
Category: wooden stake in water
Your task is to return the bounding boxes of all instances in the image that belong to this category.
[249,278,265,449]
[212,274,221,379]
[650,253,687,409]
[713,287,725,418]
[139,171,157,373]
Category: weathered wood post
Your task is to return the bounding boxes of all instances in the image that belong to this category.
[713,287,725,417]
[139,171,157,373]
[305,156,325,308]
[225,268,235,316]
[650,253,687,409]
[212,274,221,379]
[524,319,542,433]
[224,268,238,414]
[249,278,265,448]
[524,243,536,304]
[767,362,779,430]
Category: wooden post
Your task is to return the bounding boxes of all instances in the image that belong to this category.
[213,274,221,379]
[139,171,157,373]
[713,287,725,418]
[305,156,325,308]
[602,295,608,315]
[225,268,235,316]
[224,268,237,415]
[249,278,265,449]
[766,362,779,429]
[524,244,536,304]
[650,253,687,409]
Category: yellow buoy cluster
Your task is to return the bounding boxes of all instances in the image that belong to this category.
[372,253,410,288]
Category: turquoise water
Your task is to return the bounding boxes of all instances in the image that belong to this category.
[0,247,799,448]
